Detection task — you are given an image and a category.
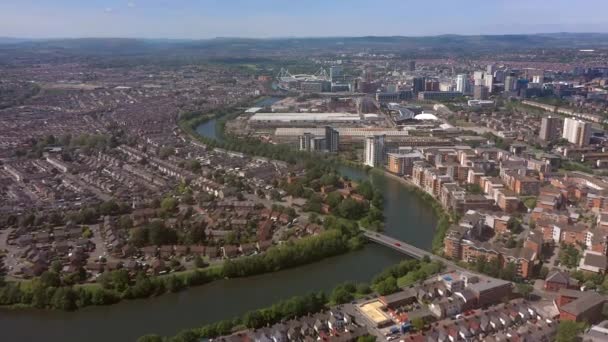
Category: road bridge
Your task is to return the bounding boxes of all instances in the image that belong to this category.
[362,229,469,273]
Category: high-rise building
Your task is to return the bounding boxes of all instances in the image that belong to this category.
[324,126,339,153]
[484,72,494,91]
[408,60,416,72]
[330,66,343,83]
[299,132,314,151]
[364,135,386,167]
[494,70,505,83]
[532,75,544,84]
[539,116,563,141]
[456,74,467,93]
[424,79,440,91]
[312,137,326,151]
[504,76,516,92]
[412,77,425,94]
[473,85,489,100]
[562,118,592,146]
[473,71,485,86]
[487,64,495,75]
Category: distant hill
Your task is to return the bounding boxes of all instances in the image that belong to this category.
[1,33,607,63]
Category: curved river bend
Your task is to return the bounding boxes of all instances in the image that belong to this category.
[0,115,437,342]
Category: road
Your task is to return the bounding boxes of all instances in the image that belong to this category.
[362,229,470,274]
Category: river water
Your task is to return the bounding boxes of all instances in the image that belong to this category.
[0,113,437,342]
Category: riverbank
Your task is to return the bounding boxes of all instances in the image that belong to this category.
[139,258,445,342]
[340,159,453,254]
[0,227,362,312]
[371,169,454,253]
[0,105,440,342]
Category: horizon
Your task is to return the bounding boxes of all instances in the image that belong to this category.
[3,31,608,42]
[2,0,608,39]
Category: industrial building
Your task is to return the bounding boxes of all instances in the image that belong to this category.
[249,112,361,128]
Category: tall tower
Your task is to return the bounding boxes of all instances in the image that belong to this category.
[408,60,416,72]
[365,135,386,167]
[505,76,516,92]
[539,116,563,141]
[412,77,425,94]
[563,118,591,146]
[299,133,314,151]
[324,126,339,153]
[456,74,467,93]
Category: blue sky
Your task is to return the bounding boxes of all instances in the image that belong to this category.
[1,0,608,39]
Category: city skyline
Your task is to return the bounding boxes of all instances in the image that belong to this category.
[2,0,608,39]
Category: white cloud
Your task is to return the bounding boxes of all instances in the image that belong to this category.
[104,7,113,13]
[127,2,136,8]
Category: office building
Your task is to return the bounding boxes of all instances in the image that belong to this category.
[487,64,495,75]
[473,71,485,86]
[365,135,386,167]
[456,74,467,93]
[473,85,489,100]
[299,132,314,151]
[417,91,462,101]
[425,79,440,91]
[539,116,563,141]
[408,60,416,72]
[494,70,505,83]
[484,72,494,91]
[412,77,425,94]
[505,75,516,92]
[532,75,544,84]
[563,118,592,146]
[324,126,339,153]
[330,66,343,83]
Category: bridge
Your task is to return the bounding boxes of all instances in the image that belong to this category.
[363,230,432,259]
[362,229,469,273]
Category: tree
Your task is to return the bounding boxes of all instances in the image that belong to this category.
[194,255,207,268]
[500,262,517,281]
[326,192,343,209]
[130,227,148,247]
[539,266,549,279]
[187,160,201,172]
[137,335,164,342]
[412,317,425,331]
[507,217,522,234]
[373,276,398,295]
[559,244,580,269]
[357,181,374,200]
[330,283,356,304]
[516,283,533,300]
[357,336,376,342]
[51,260,63,273]
[40,271,61,288]
[161,197,178,214]
[556,321,586,342]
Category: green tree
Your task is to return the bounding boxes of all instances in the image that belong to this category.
[326,192,344,209]
[161,197,178,214]
[137,335,164,342]
[330,283,355,304]
[507,217,522,234]
[411,317,425,331]
[516,283,534,299]
[357,336,376,342]
[556,320,586,342]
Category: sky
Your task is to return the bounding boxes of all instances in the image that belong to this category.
[1,0,608,39]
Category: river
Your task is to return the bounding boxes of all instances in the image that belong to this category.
[0,109,437,342]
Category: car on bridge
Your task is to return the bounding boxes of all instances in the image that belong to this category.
[394,242,401,247]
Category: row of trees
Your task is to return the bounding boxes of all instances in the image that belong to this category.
[138,258,436,342]
[0,267,222,311]
[0,225,358,311]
